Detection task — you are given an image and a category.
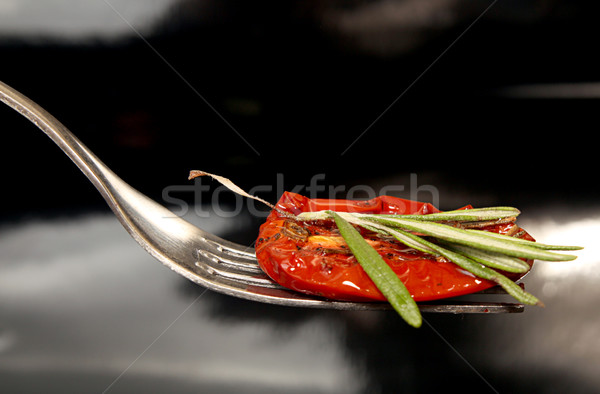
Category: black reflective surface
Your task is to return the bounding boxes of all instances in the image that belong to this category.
[1,1,599,393]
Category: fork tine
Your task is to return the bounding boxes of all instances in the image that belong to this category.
[418,301,524,313]
[194,243,526,313]
[195,258,285,289]
[200,236,257,259]
[196,248,264,275]
[195,243,287,289]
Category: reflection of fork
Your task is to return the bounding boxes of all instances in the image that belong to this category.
[0,81,523,314]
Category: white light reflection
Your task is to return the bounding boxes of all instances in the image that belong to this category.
[342,280,362,291]
[496,82,600,99]
[519,214,600,280]
[0,0,178,40]
[0,213,366,392]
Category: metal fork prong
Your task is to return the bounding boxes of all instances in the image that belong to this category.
[196,248,264,275]
[478,283,525,293]
[195,246,526,313]
[195,259,285,289]
[196,236,528,311]
[200,236,257,260]
[418,301,524,314]
[195,254,526,313]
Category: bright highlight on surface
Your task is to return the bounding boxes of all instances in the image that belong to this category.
[0,0,178,40]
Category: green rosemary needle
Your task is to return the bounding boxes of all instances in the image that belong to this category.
[298,207,520,223]
[463,229,583,251]
[363,206,521,222]
[437,242,531,273]
[329,211,423,328]
[368,225,543,306]
[360,215,579,262]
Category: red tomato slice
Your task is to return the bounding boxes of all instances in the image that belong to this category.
[255,192,533,302]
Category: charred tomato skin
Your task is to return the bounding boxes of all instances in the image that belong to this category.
[255,192,533,302]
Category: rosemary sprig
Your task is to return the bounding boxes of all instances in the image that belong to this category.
[324,209,580,326]
[298,206,520,223]
[378,226,543,307]
[299,208,580,325]
[333,212,543,307]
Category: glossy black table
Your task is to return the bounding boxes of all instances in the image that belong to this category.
[2,1,600,392]
[1,195,598,393]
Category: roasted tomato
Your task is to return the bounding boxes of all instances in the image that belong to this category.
[255,192,534,302]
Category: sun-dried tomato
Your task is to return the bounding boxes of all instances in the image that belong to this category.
[255,192,533,302]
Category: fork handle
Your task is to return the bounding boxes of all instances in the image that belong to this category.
[0,80,206,251]
[0,81,124,204]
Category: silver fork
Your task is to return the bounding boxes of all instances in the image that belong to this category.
[0,80,524,314]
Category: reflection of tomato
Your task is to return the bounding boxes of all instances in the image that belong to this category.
[255,192,534,302]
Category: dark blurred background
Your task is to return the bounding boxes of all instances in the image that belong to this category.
[2,0,598,218]
[1,1,599,393]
